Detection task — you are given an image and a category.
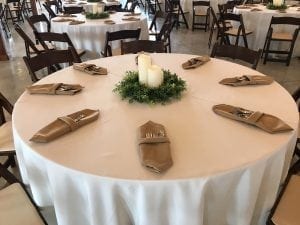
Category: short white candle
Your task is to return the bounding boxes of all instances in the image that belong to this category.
[138,54,151,85]
[273,0,282,6]
[147,65,163,88]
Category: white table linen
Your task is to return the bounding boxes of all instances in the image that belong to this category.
[13,54,298,225]
[51,12,149,53]
[234,4,300,56]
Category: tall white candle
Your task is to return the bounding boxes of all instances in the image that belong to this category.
[138,54,151,85]
[273,0,282,6]
[92,4,98,14]
[147,65,163,88]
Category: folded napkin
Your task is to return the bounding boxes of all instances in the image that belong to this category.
[213,104,293,133]
[104,19,116,24]
[69,20,85,25]
[77,2,87,4]
[219,75,273,86]
[107,10,116,14]
[57,14,77,17]
[250,8,262,11]
[52,18,75,22]
[27,83,83,95]
[30,109,100,143]
[123,12,141,16]
[107,0,119,2]
[245,3,257,7]
[277,9,287,13]
[235,5,251,9]
[138,121,173,173]
[182,56,210,69]
[122,16,140,21]
[73,63,107,75]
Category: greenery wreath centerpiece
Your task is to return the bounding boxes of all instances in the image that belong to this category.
[113,70,187,105]
[85,12,109,19]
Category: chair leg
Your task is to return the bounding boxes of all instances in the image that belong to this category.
[263,38,271,64]
[208,24,214,48]
[243,34,248,48]
[192,12,195,31]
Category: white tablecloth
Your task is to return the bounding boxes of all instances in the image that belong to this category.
[234,4,300,56]
[51,12,149,53]
[13,54,298,225]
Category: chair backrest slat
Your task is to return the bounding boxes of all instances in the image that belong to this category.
[211,43,262,69]
[0,92,13,126]
[121,40,165,54]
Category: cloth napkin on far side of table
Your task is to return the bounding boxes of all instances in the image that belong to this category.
[30,109,100,143]
[27,83,83,95]
[73,63,108,75]
[104,19,116,25]
[182,55,210,69]
[121,16,140,21]
[138,121,173,174]
[250,8,262,11]
[52,18,75,22]
[212,104,293,134]
[219,75,273,86]
[69,20,85,25]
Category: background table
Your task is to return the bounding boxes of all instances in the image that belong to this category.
[51,12,149,54]
[234,4,300,56]
[13,54,298,225]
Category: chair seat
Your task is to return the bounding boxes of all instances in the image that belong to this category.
[271,175,300,225]
[272,32,293,41]
[225,28,252,36]
[76,48,85,57]
[0,183,45,225]
[0,121,14,152]
[194,11,207,16]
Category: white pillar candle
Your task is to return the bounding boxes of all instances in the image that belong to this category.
[92,4,98,14]
[138,54,151,85]
[147,65,163,88]
[273,0,282,6]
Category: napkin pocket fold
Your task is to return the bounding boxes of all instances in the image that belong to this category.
[27,83,83,95]
[30,109,100,143]
[73,63,108,75]
[219,75,273,86]
[138,121,173,173]
[213,104,293,133]
[182,56,210,69]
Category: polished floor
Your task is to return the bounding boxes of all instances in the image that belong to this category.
[0,6,299,225]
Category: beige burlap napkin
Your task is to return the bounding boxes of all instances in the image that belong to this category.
[69,20,85,25]
[219,75,273,86]
[73,63,107,75]
[104,19,116,24]
[57,14,77,17]
[138,121,173,173]
[213,104,293,134]
[182,56,210,69]
[123,12,141,16]
[250,8,262,11]
[30,109,99,143]
[52,18,75,22]
[27,83,83,95]
[122,16,140,21]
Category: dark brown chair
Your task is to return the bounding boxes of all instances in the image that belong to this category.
[156,19,176,53]
[262,16,300,66]
[192,1,210,31]
[218,1,235,14]
[0,92,16,185]
[0,4,11,38]
[208,6,232,48]
[121,40,165,54]
[63,6,83,14]
[23,48,81,82]
[34,31,85,58]
[45,0,62,14]
[101,28,141,57]
[145,0,162,15]
[219,12,253,48]
[5,0,26,23]
[14,24,53,58]
[292,87,300,158]
[148,11,173,39]
[26,13,51,44]
[210,43,262,69]
[267,161,300,225]
[43,2,57,19]
[165,0,189,29]
[0,166,48,225]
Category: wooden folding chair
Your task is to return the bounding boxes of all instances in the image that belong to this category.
[192,1,210,31]
[101,28,141,57]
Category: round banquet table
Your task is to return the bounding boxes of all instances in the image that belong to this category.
[233,4,300,56]
[51,12,149,53]
[13,54,298,225]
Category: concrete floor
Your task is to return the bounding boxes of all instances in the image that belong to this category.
[0,7,299,225]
